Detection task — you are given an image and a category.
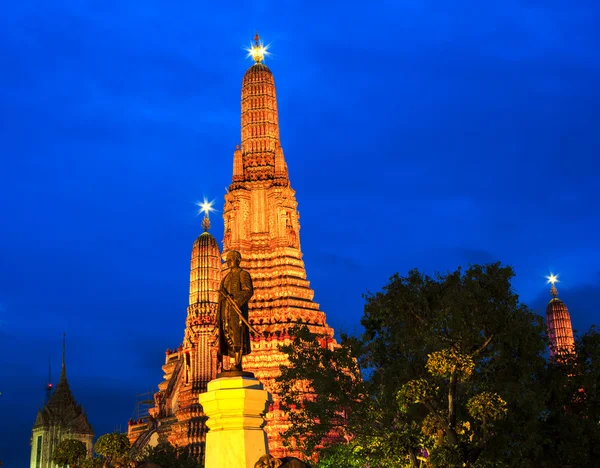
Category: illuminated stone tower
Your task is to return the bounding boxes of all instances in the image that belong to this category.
[128,211,220,460]
[30,335,94,468]
[222,34,337,457]
[545,274,576,358]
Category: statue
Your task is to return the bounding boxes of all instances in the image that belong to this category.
[216,250,255,373]
[254,454,312,468]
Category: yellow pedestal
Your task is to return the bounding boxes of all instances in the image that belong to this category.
[199,375,273,468]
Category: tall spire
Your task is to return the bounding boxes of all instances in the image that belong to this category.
[189,198,220,307]
[234,34,284,184]
[545,273,576,358]
[221,36,338,458]
[60,332,67,383]
[45,356,53,403]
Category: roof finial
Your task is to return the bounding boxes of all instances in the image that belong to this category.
[58,332,67,384]
[45,355,53,402]
[546,273,559,298]
[246,32,269,64]
[62,332,66,371]
[201,214,211,232]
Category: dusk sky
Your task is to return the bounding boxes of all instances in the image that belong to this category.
[1,0,600,465]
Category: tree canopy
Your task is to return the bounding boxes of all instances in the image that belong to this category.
[94,432,131,466]
[52,438,87,468]
[277,263,599,467]
[137,442,201,468]
[81,457,104,468]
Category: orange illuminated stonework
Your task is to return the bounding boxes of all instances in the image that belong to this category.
[223,59,337,458]
[127,218,221,460]
[127,45,337,461]
[546,283,576,358]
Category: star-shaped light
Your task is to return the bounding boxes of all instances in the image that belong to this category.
[546,273,559,286]
[196,197,216,217]
[245,32,270,63]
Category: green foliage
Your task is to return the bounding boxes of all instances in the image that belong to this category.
[81,458,104,468]
[532,327,600,466]
[94,432,130,461]
[467,392,507,423]
[426,349,475,381]
[277,325,366,456]
[138,442,201,468]
[52,438,87,467]
[398,378,439,407]
[277,262,554,467]
[315,442,365,468]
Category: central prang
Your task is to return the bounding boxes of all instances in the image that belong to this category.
[215,250,256,376]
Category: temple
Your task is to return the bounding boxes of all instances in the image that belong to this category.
[127,34,337,461]
[30,335,94,468]
[545,274,576,358]
[128,213,220,459]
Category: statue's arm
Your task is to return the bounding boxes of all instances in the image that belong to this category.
[236,270,254,305]
[214,278,226,328]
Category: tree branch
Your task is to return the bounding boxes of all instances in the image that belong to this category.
[446,370,459,446]
[472,334,494,357]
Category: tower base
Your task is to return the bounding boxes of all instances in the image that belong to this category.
[199,375,272,468]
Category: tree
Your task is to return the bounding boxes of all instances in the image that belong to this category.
[533,327,600,466]
[52,438,87,467]
[138,442,201,468]
[277,263,550,467]
[277,326,366,457]
[81,458,104,468]
[94,432,131,466]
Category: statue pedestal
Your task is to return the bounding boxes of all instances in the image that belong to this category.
[199,375,272,468]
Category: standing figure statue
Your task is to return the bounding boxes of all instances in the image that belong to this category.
[216,250,255,373]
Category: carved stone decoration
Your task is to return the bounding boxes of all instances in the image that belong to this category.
[287,227,298,248]
[128,48,339,463]
[223,59,338,458]
[127,224,221,462]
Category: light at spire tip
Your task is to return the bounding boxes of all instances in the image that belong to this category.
[546,273,560,298]
[196,197,216,217]
[196,198,216,232]
[246,32,270,63]
[546,273,559,286]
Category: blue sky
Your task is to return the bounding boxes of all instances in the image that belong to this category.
[1,0,599,465]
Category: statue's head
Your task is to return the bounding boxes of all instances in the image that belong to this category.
[254,454,282,468]
[225,250,242,268]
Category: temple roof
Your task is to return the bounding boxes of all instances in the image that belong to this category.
[33,337,93,435]
[244,63,273,77]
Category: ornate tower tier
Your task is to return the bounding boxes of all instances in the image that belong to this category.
[128,215,220,462]
[546,276,576,358]
[223,35,337,457]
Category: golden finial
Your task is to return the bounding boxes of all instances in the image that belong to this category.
[246,32,269,63]
[546,273,559,298]
[201,215,210,232]
[196,197,216,232]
